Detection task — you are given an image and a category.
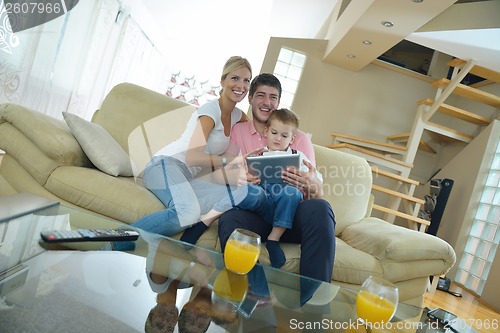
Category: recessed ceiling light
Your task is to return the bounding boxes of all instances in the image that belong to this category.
[347,54,356,59]
[382,21,394,28]
[362,40,372,45]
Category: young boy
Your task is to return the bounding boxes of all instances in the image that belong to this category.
[182,109,323,268]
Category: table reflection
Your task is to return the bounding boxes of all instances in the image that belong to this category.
[138,230,341,332]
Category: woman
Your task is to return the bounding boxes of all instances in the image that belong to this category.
[118,56,252,246]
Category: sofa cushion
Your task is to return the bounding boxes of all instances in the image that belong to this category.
[0,172,16,196]
[333,238,382,285]
[46,166,164,223]
[341,217,456,263]
[0,123,60,185]
[0,155,63,199]
[63,112,133,177]
[341,217,456,282]
[92,83,196,153]
[0,104,89,166]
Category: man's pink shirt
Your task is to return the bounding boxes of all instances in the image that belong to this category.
[228,120,316,165]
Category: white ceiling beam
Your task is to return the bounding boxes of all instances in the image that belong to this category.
[324,0,375,57]
[323,0,458,72]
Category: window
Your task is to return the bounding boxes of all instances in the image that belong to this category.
[455,139,500,295]
[273,48,306,110]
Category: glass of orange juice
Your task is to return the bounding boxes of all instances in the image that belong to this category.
[224,228,261,274]
[356,276,398,326]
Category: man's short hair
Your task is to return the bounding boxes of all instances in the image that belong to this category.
[267,108,299,133]
[249,73,282,99]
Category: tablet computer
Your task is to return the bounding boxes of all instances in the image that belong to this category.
[246,154,300,185]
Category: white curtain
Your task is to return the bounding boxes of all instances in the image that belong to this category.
[0,0,169,120]
[104,16,170,105]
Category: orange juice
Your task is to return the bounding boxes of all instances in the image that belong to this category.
[356,290,396,324]
[213,268,248,302]
[224,239,260,274]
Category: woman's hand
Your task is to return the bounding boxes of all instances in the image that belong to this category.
[282,159,323,199]
[227,147,267,186]
[245,147,267,157]
[241,147,268,185]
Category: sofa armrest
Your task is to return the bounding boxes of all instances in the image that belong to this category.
[340,217,456,266]
[0,103,90,166]
[365,194,374,218]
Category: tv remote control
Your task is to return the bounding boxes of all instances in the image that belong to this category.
[40,228,139,243]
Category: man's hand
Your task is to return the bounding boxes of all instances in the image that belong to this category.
[282,159,323,199]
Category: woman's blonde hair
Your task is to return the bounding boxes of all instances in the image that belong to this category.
[220,56,252,81]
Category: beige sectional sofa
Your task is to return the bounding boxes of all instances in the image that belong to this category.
[0,82,456,306]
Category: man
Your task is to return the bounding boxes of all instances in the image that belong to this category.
[218,73,336,283]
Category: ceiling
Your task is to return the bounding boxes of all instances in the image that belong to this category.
[140,0,500,73]
[322,0,459,71]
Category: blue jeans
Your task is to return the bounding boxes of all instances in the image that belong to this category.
[213,184,303,229]
[131,156,230,235]
[113,156,230,251]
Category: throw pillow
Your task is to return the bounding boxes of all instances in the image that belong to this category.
[62,112,133,177]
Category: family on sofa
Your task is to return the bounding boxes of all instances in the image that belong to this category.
[0,56,456,306]
[115,56,336,285]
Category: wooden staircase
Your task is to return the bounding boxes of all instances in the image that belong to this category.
[327,59,500,232]
[371,167,429,232]
[386,133,436,153]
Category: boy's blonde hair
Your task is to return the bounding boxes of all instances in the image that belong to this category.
[266,108,299,133]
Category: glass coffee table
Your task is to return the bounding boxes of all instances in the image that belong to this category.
[0,194,428,332]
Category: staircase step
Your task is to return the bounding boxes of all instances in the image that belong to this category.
[372,184,425,205]
[418,99,492,125]
[331,132,406,155]
[372,204,430,227]
[327,143,413,171]
[432,78,500,108]
[425,121,474,143]
[386,133,436,154]
[371,167,420,186]
[438,104,492,126]
[448,59,500,84]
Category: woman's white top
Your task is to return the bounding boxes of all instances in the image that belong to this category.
[154,99,243,176]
